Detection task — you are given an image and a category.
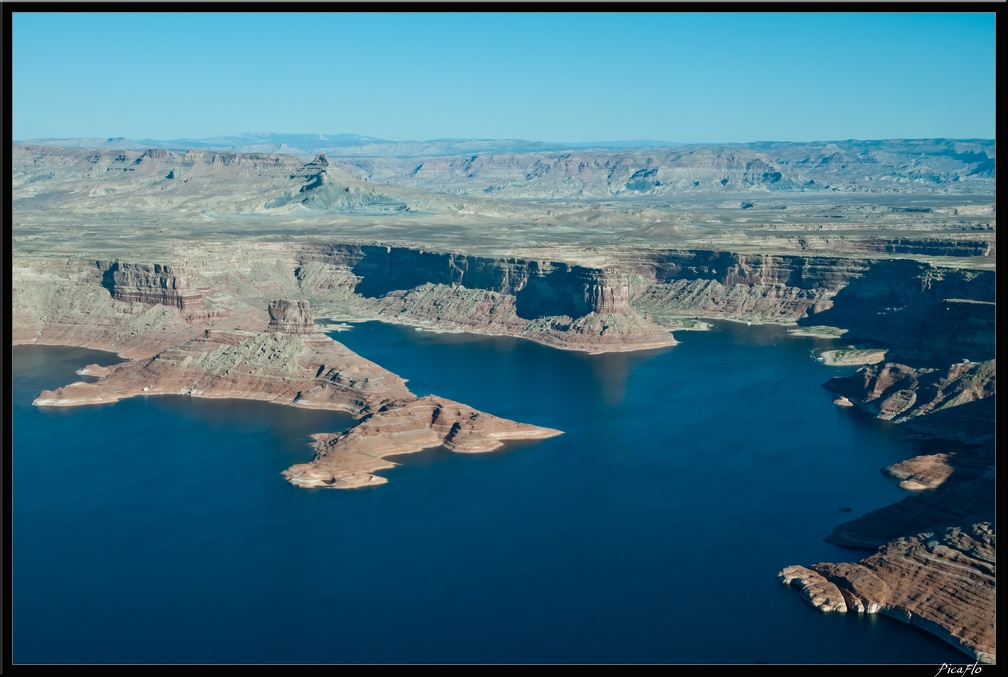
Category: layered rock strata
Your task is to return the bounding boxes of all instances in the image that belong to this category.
[822,359,995,444]
[292,243,678,352]
[780,518,995,664]
[13,247,681,356]
[632,252,995,364]
[12,242,995,361]
[31,314,412,414]
[291,244,994,358]
[102,261,210,318]
[283,395,562,489]
[327,138,996,198]
[266,299,315,335]
[824,471,994,552]
[12,140,996,659]
[779,358,996,662]
[30,299,562,488]
[15,141,995,220]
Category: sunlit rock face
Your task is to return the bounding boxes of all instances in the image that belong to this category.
[267,299,315,335]
[102,261,207,314]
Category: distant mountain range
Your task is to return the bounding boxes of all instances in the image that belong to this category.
[13,132,689,158]
[13,136,996,218]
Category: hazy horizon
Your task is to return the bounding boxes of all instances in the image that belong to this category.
[11,11,996,144]
[13,130,998,146]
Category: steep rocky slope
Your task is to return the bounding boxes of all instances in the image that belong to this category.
[823,360,996,443]
[15,241,994,363]
[780,517,995,663]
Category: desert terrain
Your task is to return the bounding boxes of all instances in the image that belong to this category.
[10,135,995,661]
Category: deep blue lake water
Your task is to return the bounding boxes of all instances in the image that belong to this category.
[11,322,968,664]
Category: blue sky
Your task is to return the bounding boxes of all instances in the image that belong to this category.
[11,10,996,144]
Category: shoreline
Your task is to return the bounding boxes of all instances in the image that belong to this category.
[14,312,994,660]
[10,135,995,664]
[11,252,994,660]
[818,348,888,367]
[785,327,848,339]
[21,322,564,489]
[321,316,680,355]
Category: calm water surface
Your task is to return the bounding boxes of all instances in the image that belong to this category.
[12,324,968,664]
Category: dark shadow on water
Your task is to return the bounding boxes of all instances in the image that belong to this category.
[580,346,673,406]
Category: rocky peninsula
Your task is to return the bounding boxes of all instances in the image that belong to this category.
[30,298,562,487]
[12,138,995,661]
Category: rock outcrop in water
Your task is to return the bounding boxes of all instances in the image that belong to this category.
[822,359,995,444]
[31,303,411,413]
[283,395,562,489]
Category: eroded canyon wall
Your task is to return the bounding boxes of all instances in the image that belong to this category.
[293,243,630,318]
[630,250,994,363]
[101,261,209,316]
[13,241,995,363]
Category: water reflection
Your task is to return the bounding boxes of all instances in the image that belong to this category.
[332,324,674,413]
[580,348,670,406]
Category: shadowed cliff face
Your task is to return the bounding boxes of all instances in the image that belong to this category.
[823,359,995,442]
[627,250,994,365]
[641,248,862,290]
[346,245,629,320]
[11,138,996,664]
[514,265,629,319]
[799,261,995,364]
[645,250,871,290]
[350,247,484,297]
[81,242,995,365]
